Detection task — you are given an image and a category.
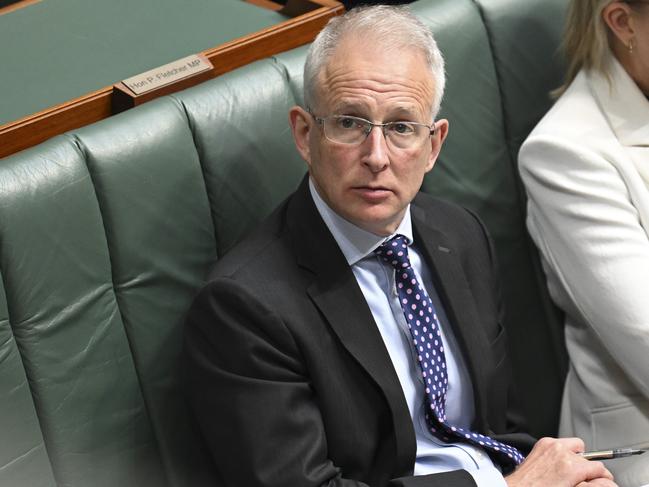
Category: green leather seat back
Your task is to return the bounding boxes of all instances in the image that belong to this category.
[0,102,220,486]
[173,59,307,256]
[475,0,568,163]
[73,99,218,487]
[0,275,56,487]
[471,0,570,436]
[0,137,168,487]
[274,44,309,107]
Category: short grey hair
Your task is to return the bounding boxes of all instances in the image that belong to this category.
[303,5,446,119]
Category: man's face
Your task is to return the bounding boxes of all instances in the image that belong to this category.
[290,35,448,236]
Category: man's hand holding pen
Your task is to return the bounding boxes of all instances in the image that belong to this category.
[505,437,619,487]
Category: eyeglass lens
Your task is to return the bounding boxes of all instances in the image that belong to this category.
[322,115,431,149]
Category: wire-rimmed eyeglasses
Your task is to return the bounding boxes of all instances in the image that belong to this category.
[308,110,436,150]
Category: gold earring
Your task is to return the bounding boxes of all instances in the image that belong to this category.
[627,38,635,53]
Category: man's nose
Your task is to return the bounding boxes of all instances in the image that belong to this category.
[361,126,390,172]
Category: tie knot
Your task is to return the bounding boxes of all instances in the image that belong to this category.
[375,234,411,270]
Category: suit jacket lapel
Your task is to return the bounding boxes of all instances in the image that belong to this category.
[286,177,416,472]
[589,54,649,148]
[411,201,495,430]
[589,55,649,185]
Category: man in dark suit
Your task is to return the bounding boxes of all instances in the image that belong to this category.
[184,5,617,487]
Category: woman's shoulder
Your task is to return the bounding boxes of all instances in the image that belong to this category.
[518,68,622,172]
[528,70,607,141]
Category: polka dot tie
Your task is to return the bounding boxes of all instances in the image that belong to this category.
[375,234,525,467]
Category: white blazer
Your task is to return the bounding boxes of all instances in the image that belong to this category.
[519,53,649,487]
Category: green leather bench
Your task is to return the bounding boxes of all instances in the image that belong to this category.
[0,0,568,485]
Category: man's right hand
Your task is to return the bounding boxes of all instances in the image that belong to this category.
[505,437,618,487]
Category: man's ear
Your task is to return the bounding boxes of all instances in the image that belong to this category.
[289,106,313,164]
[425,118,449,173]
[602,2,635,48]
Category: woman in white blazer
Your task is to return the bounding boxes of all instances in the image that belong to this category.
[518,1,649,486]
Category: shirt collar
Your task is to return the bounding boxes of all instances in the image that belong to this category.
[309,177,414,266]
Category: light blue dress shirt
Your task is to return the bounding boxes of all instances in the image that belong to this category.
[309,180,507,486]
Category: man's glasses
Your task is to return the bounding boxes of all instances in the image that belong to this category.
[309,111,436,150]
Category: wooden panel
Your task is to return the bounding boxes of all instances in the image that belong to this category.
[113,4,342,111]
[0,2,343,160]
[0,0,40,16]
[112,55,215,112]
[0,88,113,159]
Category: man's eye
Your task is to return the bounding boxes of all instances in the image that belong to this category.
[337,117,359,129]
[390,122,415,135]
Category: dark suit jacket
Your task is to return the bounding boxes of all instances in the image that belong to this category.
[184,177,535,487]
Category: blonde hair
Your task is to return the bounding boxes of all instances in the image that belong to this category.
[553,0,612,97]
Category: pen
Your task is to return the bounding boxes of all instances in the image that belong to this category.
[579,448,646,460]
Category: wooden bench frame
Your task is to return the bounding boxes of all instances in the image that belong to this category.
[0,0,343,159]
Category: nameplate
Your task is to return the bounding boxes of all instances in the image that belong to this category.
[122,54,213,95]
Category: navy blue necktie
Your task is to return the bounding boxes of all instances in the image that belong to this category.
[375,234,524,467]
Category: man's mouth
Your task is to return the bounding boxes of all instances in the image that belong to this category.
[352,186,393,200]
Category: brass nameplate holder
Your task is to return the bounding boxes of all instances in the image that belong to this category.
[122,54,213,96]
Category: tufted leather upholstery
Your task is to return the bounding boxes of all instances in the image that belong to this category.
[0,0,568,485]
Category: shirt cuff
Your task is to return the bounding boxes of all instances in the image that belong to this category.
[467,467,508,487]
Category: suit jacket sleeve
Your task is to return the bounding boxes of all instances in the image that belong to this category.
[519,134,649,399]
[456,207,535,462]
[184,276,477,487]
